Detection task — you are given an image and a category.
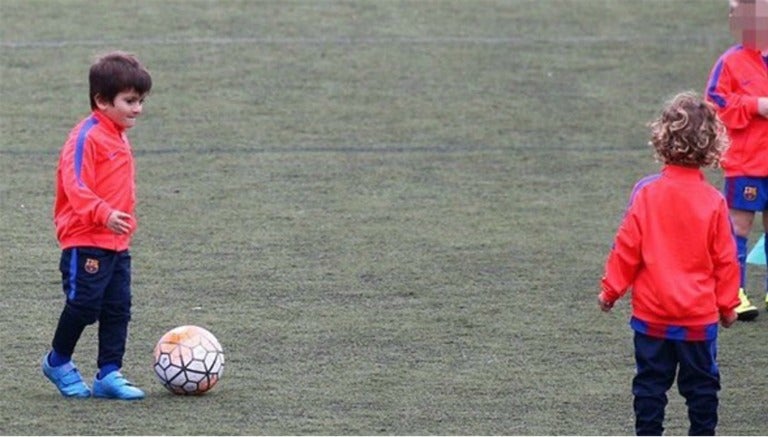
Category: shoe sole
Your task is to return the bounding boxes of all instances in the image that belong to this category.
[92,385,145,400]
[736,308,759,321]
[92,393,144,400]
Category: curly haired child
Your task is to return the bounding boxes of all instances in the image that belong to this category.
[598,91,740,435]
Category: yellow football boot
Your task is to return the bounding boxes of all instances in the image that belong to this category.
[735,288,759,321]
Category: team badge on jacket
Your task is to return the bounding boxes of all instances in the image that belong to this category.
[84,258,99,274]
[743,186,758,201]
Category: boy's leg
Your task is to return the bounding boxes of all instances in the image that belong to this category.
[50,249,111,356]
[49,308,88,364]
[96,250,132,373]
[632,332,676,436]
[44,248,114,397]
[734,233,749,290]
[676,339,720,436]
[724,177,760,320]
[92,250,144,400]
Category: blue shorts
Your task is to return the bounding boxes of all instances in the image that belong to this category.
[723,176,768,212]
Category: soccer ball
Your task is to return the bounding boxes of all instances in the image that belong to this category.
[153,325,225,395]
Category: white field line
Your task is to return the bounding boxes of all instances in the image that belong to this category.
[0,34,724,49]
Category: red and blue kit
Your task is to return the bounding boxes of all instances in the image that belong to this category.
[705,45,768,178]
[600,165,740,340]
[51,109,138,372]
[54,111,136,251]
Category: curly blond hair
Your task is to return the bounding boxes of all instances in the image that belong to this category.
[648,91,729,168]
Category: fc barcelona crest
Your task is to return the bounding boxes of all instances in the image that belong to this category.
[84,258,99,274]
[743,186,758,202]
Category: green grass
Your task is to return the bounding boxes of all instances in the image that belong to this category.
[2,0,767,435]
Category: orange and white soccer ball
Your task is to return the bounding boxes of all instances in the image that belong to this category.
[153,325,225,395]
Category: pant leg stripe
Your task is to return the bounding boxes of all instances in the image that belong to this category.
[67,248,78,300]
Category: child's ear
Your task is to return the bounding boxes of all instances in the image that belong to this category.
[94,94,111,110]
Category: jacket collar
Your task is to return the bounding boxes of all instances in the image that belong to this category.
[91,110,124,135]
[662,164,704,180]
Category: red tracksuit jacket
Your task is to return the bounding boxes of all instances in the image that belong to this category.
[600,165,740,327]
[54,111,136,251]
[705,45,768,177]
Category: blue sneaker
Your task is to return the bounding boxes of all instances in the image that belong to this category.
[41,352,91,398]
[92,371,145,400]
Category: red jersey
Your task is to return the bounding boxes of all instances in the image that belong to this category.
[599,165,740,327]
[54,111,136,251]
[705,45,768,177]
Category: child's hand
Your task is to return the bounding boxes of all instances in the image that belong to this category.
[106,210,133,235]
[720,310,737,328]
[598,295,614,312]
[758,97,768,118]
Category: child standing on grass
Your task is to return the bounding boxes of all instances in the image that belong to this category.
[598,92,740,435]
[704,0,768,320]
[42,51,152,400]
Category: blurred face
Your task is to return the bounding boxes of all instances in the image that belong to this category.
[730,0,768,51]
[95,89,146,130]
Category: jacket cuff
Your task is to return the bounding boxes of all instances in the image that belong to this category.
[746,96,759,115]
[598,290,614,306]
[95,203,113,227]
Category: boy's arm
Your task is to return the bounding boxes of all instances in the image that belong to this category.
[59,136,114,227]
[711,201,740,320]
[599,206,643,309]
[706,61,762,129]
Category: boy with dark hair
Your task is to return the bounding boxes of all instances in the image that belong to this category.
[42,51,152,400]
[706,0,768,319]
[598,92,740,435]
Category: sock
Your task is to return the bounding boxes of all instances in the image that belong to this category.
[47,349,71,367]
[736,235,748,289]
[97,363,120,380]
[764,233,767,295]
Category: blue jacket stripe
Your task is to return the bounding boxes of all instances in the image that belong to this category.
[610,174,661,249]
[706,59,727,109]
[627,173,661,210]
[706,45,741,109]
[73,117,99,187]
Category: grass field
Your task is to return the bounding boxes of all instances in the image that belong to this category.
[1,0,767,435]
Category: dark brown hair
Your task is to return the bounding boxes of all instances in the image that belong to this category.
[89,51,152,109]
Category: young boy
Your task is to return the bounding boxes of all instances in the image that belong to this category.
[598,92,740,435]
[705,0,768,320]
[42,51,152,400]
